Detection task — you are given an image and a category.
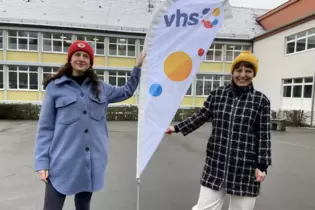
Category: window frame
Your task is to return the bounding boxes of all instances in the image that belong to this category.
[0,30,3,50]
[282,77,313,99]
[196,74,221,97]
[108,37,136,57]
[204,44,223,62]
[42,67,59,91]
[285,27,315,55]
[7,30,39,51]
[94,69,106,81]
[107,70,131,86]
[76,35,106,55]
[0,65,4,90]
[140,39,144,53]
[8,66,39,91]
[225,44,251,62]
[42,33,73,53]
[185,84,193,96]
[107,70,140,95]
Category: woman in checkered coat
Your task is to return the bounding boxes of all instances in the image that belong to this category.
[166,51,271,210]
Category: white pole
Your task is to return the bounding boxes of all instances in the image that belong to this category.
[310,69,315,127]
[136,178,140,210]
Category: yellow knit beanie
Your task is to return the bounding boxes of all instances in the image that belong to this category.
[231,51,258,75]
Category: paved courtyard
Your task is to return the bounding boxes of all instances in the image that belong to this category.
[0,120,315,210]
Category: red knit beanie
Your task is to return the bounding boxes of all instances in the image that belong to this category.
[67,40,94,66]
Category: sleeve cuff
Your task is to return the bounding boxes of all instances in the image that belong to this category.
[35,160,49,172]
[174,125,180,133]
[134,66,141,70]
[256,163,268,174]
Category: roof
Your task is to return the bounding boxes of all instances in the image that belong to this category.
[218,6,269,39]
[253,11,315,41]
[256,0,296,22]
[0,0,268,40]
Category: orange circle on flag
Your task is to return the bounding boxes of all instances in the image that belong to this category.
[213,8,220,16]
[164,51,192,82]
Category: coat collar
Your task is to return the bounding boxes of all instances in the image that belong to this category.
[225,81,255,95]
[54,75,91,85]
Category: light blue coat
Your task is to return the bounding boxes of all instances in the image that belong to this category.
[34,67,141,195]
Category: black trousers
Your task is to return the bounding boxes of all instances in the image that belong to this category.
[43,180,93,210]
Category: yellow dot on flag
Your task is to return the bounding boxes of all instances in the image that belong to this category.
[213,8,220,16]
[164,51,192,82]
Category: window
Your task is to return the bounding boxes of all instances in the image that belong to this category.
[7,30,38,51]
[223,75,232,86]
[186,84,192,96]
[196,75,221,96]
[42,67,58,90]
[282,77,313,98]
[286,27,315,54]
[108,38,136,57]
[205,44,223,61]
[108,71,131,86]
[76,35,105,55]
[8,66,38,90]
[0,65,3,89]
[0,30,3,49]
[43,33,72,53]
[140,39,144,52]
[226,45,251,62]
[94,69,105,81]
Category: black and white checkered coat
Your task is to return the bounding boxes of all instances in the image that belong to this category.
[175,83,272,197]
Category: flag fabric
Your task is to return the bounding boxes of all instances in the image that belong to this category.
[137,0,228,179]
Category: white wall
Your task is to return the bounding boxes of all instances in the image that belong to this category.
[253,19,315,112]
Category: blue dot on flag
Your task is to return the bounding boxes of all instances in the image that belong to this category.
[212,19,219,26]
[149,84,162,97]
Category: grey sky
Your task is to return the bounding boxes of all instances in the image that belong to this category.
[230,0,288,9]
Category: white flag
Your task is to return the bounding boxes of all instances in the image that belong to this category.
[137,0,229,178]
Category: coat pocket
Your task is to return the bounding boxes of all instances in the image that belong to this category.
[89,95,108,121]
[55,96,81,124]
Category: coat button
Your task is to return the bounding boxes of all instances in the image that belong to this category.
[83,110,87,115]
[85,147,89,152]
[85,129,88,133]
[80,93,84,97]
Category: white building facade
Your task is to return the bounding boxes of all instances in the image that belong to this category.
[253,18,315,113]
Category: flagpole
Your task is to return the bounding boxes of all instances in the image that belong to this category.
[136,178,140,210]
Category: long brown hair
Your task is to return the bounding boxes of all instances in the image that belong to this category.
[43,63,100,100]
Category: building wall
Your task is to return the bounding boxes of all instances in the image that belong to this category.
[258,0,315,30]
[253,19,315,111]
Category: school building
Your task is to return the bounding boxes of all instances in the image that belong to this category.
[0,0,269,107]
[2,0,314,113]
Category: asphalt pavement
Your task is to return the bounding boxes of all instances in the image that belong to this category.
[0,120,314,210]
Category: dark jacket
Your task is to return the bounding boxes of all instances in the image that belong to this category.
[174,83,272,197]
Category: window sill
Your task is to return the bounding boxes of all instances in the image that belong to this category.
[285,48,315,56]
[7,89,39,91]
[7,49,39,53]
[108,55,136,59]
[42,51,67,55]
[203,60,223,63]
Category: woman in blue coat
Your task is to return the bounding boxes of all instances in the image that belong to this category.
[34,40,146,210]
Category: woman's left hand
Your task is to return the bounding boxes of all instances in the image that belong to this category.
[255,168,266,182]
[135,51,146,68]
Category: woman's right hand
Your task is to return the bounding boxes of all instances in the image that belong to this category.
[165,126,175,136]
[38,170,49,183]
